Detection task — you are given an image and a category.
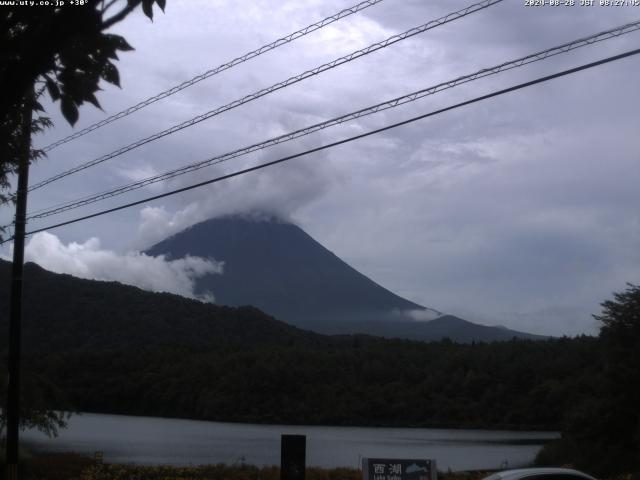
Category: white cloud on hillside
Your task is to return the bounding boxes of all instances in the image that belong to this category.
[22,232,222,302]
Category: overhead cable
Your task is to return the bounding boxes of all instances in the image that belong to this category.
[25,19,640,221]
[7,47,637,244]
[27,0,503,193]
[40,0,386,153]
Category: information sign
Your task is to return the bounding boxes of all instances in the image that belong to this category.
[362,458,436,480]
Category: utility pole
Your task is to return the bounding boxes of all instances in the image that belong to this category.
[5,88,33,480]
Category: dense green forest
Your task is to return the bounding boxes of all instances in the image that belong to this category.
[17,336,597,430]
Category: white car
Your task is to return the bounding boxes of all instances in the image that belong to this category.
[482,468,598,480]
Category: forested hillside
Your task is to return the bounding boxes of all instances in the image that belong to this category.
[0,260,319,353]
[0,259,599,431]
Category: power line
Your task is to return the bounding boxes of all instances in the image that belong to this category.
[27,0,503,193]
[39,0,386,153]
[25,19,640,221]
[8,47,637,245]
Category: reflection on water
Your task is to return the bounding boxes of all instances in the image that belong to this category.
[22,413,558,471]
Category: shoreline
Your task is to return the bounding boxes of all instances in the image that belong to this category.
[16,452,501,480]
[38,410,564,434]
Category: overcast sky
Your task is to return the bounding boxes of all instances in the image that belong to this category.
[2,0,639,336]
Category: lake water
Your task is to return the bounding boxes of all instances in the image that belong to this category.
[22,413,557,471]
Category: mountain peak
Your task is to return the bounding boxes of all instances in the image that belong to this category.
[146,214,544,342]
[147,214,426,326]
[213,211,289,224]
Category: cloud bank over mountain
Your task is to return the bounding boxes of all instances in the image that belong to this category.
[21,232,222,302]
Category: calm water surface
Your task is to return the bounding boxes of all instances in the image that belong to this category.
[23,413,557,471]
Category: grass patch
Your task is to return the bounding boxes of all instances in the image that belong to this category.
[27,452,97,480]
[76,464,361,480]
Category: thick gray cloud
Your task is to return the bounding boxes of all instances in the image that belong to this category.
[1,0,639,336]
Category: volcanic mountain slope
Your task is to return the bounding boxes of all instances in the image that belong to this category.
[147,214,431,325]
[146,214,545,342]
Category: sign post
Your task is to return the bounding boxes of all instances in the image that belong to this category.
[281,434,306,480]
[362,458,437,480]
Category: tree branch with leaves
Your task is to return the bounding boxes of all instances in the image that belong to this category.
[0,0,166,212]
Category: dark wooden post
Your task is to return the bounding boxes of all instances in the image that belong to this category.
[281,434,306,480]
